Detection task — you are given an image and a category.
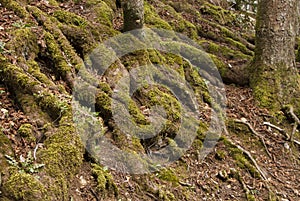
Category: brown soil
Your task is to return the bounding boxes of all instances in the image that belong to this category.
[0,0,299,201]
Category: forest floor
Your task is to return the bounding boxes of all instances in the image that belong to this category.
[0,0,300,201]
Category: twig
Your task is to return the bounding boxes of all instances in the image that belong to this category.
[33,143,43,161]
[287,106,300,145]
[234,119,272,158]
[235,142,267,180]
[234,171,251,197]
[263,122,288,137]
[179,181,193,187]
[224,127,268,181]
[292,139,300,146]
[288,106,300,125]
[89,188,100,201]
[290,123,297,142]
[265,122,300,146]
[146,192,157,200]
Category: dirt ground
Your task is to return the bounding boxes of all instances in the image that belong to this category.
[0,0,299,200]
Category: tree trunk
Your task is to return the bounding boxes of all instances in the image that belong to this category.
[123,0,144,31]
[249,0,300,111]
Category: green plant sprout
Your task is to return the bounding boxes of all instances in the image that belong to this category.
[5,151,45,174]
[12,20,31,29]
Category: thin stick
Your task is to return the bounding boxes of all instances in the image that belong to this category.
[33,143,43,161]
[289,106,300,125]
[263,122,287,135]
[235,119,272,158]
[290,123,297,142]
[266,122,300,146]
[224,128,268,181]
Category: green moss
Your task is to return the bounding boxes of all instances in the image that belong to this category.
[59,24,98,56]
[7,28,39,59]
[130,136,145,152]
[209,54,227,77]
[155,2,198,39]
[53,10,88,27]
[48,0,59,6]
[91,163,118,197]
[182,62,211,104]
[163,53,185,77]
[0,63,40,92]
[222,139,260,179]
[43,31,72,77]
[41,122,83,174]
[157,186,176,201]
[148,49,166,64]
[1,0,29,18]
[199,2,236,25]
[215,150,226,160]
[246,193,256,201]
[201,40,251,61]
[16,93,52,128]
[222,136,261,179]
[0,130,13,168]
[39,112,83,199]
[144,3,173,30]
[4,171,49,201]
[95,91,112,120]
[197,121,209,140]
[28,6,83,71]
[192,139,203,150]
[98,81,112,95]
[166,137,184,159]
[34,91,65,120]
[168,1,196,13]
[111,128,129,149]
[144,86,181,122]
[18,123,35,143]
[86,0,114,27]
[128,99,148,125]
[248,63,283,110]
[225,37,253,56]
[27,59,54,86]
[121,50,150,70]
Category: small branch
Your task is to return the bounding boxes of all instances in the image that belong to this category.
[224,128,268,181]
[33,143,43,161]
[292,139,300,146]
[264,106,300,146]
[288,106,300,125]
[235,142,267,180]
[263,122,288,137]
[264,122,300,146]
[290,123,297,142]
[179,181,193,187]
[90,188,100,201]
[234,119,272,158]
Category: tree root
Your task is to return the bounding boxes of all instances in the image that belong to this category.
[224,127,268,181]
[234,119,272,158]
[263,121,300,146]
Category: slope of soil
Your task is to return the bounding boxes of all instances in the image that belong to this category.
[0,0,299,200]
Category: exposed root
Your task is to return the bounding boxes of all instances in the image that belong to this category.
[263,121,300,146]
[288,106,300,125]
[234,119,272,158]
[224,127,268,181]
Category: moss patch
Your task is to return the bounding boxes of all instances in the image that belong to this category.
[144,2,173,30]
[17,123,35,143]
[3,171,49,201]
[91,163,118,197]
[158,168,179,185]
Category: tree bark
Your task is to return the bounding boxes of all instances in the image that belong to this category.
[122,0,144,31]
[249,0,300,111]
